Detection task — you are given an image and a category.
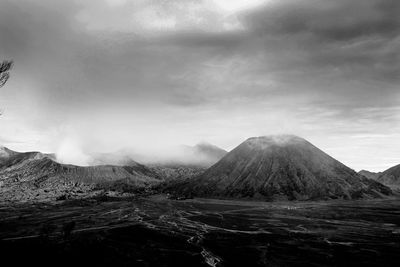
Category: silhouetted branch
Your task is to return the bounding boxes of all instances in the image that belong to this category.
[0,60,13,88]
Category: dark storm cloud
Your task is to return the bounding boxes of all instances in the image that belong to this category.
[244,0,400,40]
[239,0,400,83]
[0,0,247,110]
[149,0,400,109]
[1,0,398,111]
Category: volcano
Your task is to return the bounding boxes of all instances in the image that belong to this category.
[0,147,161,202]
[172,135,391,201]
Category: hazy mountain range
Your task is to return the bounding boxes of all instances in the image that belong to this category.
[1,135,399,203]
[0,146,161,202]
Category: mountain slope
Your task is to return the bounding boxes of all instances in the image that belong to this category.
[0,147,161,202]
[377,164,400,189]
[359,170,381,180]
[171,135,391,201]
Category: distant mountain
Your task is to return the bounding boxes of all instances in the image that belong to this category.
[178,142,228,167]
[376,164,400,189]
[89,152,199,181]
[145,143,226,183]
[359,170,381,180]
[193,142,228,161]
[0,147,161,202]
[89,152,147,167]
[90,142,228,168]
[170,135,391,201]
[1,146,56,163]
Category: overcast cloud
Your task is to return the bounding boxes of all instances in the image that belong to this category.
[0,0,399,171]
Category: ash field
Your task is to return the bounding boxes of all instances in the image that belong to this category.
[1,196,400,267]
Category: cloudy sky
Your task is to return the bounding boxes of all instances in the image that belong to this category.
[0,0,399,171]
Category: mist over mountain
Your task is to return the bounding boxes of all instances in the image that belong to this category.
[89,142,227,168]
[174,142,228,167]
[89,152,145,167]
[171,135,392,201]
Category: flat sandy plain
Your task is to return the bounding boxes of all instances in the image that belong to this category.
[1,195,400,267]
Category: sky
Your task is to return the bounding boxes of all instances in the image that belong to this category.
[0,0,399,171]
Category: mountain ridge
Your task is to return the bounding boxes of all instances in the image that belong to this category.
[359,170,381,180]
[0,147,161,202]
[376,164,400,189]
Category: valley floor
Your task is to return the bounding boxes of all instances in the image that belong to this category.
[1,196,400,266]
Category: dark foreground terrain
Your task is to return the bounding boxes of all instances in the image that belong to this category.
[1,196,400,267]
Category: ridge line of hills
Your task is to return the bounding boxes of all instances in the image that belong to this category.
[359,165,400,190]
[0,146,163,202]
[1,135,399,203]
